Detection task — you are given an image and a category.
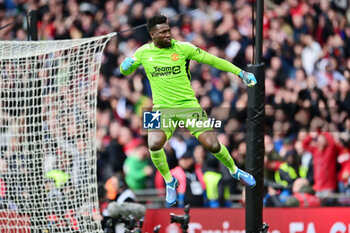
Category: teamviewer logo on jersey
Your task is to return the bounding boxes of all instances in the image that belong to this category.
[143,110,161,129]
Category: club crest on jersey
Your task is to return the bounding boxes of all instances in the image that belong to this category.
[171,53,179,61]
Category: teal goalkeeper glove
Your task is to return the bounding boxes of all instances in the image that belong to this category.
[121,57,135,71]
[239,70,257,87]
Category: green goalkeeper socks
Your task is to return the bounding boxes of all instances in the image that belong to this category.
[213,144,237,174]
[150,148,172,182]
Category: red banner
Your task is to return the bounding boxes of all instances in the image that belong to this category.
[143,207,350,233]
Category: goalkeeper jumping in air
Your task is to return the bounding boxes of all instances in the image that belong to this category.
[120,15,256,206]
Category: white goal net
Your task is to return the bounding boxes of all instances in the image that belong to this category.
[0,33,115,233]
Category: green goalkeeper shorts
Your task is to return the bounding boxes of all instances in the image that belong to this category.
[150,106,213,140]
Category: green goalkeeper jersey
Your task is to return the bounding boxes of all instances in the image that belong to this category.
[120,39,242,108]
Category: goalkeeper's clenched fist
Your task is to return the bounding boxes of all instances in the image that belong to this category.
[121,57,135,71]
[239,70,257,87]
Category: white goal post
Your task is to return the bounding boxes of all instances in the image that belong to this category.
[0,33,115,233]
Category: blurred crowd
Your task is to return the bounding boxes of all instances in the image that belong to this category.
[1,0,350,212]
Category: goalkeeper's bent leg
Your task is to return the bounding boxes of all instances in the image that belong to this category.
[212,144,237,174]
[197,131,255,188]
[196,131,237,173]
[150,148,179,205]
[150,148,172,182]
[214,144,256,188]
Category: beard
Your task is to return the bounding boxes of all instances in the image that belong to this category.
[155,38,171,48]
[160,40,171,48]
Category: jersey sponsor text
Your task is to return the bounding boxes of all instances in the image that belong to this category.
[151,66,181,77]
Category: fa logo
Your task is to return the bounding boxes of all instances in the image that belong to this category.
[143,110,161,129]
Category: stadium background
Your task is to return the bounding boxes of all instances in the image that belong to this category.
[0,0,350,231]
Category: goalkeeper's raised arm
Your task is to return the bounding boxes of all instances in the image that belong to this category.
[204,51,257,87]
[176,41,257,87]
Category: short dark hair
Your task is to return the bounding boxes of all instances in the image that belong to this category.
[146,15,168,33]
